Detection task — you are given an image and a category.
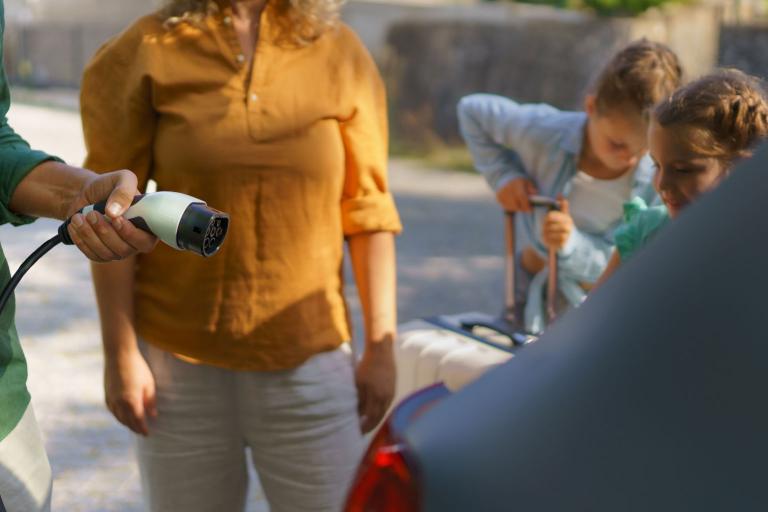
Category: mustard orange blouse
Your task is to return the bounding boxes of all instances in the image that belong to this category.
[80,6,402,370]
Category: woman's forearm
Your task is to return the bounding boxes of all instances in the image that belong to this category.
[9,160,97,220]
[91,257,139,357]
[347,231,397,348]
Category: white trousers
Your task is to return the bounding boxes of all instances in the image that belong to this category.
[0,405,52,512]
[137,341,364,512]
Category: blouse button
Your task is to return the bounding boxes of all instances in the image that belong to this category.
[236,53,246,63]
[250,93,259,102]
[223,16,232,25]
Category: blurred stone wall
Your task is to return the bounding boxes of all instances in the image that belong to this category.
[719,22,768,80]
[8,0,159,23]
[3,0,768,150]
[382,2,722,146]
[3,22,126,87]
[2,0,443,86]
[2,0,158,86]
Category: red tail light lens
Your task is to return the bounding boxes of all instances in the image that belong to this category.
[345,384,450,512]
[344,424,420,512]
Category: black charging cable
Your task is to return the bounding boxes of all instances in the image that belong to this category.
[0,234,62,315]
[0,200,128,316]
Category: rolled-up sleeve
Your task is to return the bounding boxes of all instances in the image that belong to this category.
[338,30,402,236]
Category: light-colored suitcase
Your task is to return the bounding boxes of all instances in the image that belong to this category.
[395,314,513,397]
[394,199,560,403]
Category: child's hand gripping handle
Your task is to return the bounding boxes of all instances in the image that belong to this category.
[503,195,562,328]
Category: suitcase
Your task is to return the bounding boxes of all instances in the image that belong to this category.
[394,198,561,403]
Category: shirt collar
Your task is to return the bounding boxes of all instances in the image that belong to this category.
[560,111,588,156]
[214,1,279,46]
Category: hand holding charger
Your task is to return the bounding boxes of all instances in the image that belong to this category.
[0,191,229,314]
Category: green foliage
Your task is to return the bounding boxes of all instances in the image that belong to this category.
[582,0,670,16]
[389,140,477,174]
[511,0,573,8]
[508,0,678,16]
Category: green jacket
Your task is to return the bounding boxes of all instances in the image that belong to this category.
[0,0,61,441]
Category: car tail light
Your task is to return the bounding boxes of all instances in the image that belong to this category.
[345,384,451,512]
[344,423,420,512]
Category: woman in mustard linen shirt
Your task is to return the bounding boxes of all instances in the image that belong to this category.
[80,1,401,510]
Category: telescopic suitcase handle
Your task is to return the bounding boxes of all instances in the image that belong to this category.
[507,196,561,325]
[460,195,561,345]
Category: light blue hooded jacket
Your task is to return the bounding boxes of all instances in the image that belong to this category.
[457,93,658,333]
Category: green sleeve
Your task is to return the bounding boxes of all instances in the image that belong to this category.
[0,122,63,226]
[0,4,62,226]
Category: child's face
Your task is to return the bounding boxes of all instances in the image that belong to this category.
[585,96,648,177]
[648,120,726,218]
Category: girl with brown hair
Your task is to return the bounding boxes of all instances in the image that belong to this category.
[458,39,683,333]
[598,69,768,283]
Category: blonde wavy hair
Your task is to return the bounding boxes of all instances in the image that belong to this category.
[162,0,344,46]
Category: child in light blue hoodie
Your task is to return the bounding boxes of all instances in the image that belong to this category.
[458,39,683,333]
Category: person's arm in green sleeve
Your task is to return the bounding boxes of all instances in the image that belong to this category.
[0,120,158,261]
[8,159,157,261]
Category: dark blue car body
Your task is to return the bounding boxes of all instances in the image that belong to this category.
[356,144,768,511]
